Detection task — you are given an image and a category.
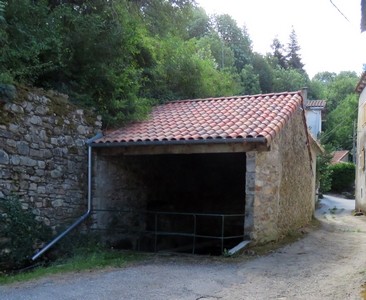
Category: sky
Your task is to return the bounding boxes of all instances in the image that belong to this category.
[196,0,366,78]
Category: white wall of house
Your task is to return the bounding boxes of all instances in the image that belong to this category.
[356,87,366,211]
[305,109,322,138]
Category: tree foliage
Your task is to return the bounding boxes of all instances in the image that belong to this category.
[0,195,52,271]
[312,71,359,150]
[0,0,357,130]
[316,147,334,195]
[329,162,355,193]
[286,29,304,72]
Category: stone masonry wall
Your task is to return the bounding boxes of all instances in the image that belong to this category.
[0,86,101,230]
[245,108,314,243]
[92,152,148,248]
[277,109,314,234]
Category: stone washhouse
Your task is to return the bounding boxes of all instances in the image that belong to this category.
[90,90,320,254]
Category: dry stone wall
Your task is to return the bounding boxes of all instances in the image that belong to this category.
[0,86,101,230]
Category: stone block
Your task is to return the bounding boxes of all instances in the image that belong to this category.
[29,115,42,125]
[35,105,48,115]
[10,104,24,114]
[0,149,9,164]
[6,139,16,148]
[52,199,63,207]
[9,124,19,133]
[51,169,63,178]
[17,141,30,155]
[20,156,37,167]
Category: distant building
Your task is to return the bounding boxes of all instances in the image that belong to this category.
[305,100,326,138]
[331,150,350,164]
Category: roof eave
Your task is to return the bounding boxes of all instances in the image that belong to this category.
[91,137,268,148]
[91,137,270,155]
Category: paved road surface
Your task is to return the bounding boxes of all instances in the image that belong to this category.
[1,194,366,300]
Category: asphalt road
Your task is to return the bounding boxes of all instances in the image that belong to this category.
[1,194,366,300]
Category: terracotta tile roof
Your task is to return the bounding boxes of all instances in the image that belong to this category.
[305,100,326,109]
[331,150,349,164]
[94,91,303,146]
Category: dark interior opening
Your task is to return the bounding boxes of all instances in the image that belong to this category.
[134,152,247,255]
[96,152,247,255]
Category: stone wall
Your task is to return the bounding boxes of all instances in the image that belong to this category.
[245,108,314,243]
[356,86,366,211]
[0,86,101,230]
[277,109,314,235]
[92,152,148,248]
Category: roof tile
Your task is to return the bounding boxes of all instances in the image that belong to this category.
[306,100,326,108]
[94,91,303,146]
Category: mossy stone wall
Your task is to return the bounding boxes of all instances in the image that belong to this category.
[0,86,101,231]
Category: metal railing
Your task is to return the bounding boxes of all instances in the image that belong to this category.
[92,209,245,254]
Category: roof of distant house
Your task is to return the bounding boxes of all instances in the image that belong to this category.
[331,150,349,164]
[93,91,304,147]
[305,100,326,109]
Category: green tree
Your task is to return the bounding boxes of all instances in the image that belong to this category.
[272,68,309,92]
[271,37,287,69]
[312,71,337,84]
[252,53,273,93]
[196,33,236,71]
[214,14,253,71]
[286,28,304,72]
[329,162,355,193]
[240,65,261,95]
[130,0,196,39]
[187,6,211,38]
[322,94,358,149]
[316,146,334,195]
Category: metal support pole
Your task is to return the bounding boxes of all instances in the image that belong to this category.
[154,213,158,252]
[221,215,225,254]
[192,214,197,254]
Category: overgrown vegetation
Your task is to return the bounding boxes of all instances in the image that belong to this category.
[0,0,319,127]
[0,195,143,282]
[0,195,52,271]
[0,248,143,285]
[329,162,356,193]
[316,147,333,195]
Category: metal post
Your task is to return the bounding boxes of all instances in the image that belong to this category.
[154,213,158,252]
[221,215,225,254]
[192,214,196,254]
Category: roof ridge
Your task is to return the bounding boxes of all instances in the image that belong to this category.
[166,91,302,105]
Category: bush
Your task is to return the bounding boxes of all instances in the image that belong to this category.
[328,162,355,193]
[0,195,52,271]
[317,150,333,195]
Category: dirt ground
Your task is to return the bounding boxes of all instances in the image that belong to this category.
[2,194,366,300]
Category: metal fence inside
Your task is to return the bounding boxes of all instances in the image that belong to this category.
[92,209,245,255]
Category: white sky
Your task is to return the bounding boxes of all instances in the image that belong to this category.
[196,0,366,78]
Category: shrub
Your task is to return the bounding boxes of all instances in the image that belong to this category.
[317,150,333,195]
[0,195,52,271]
[328,162,355,193]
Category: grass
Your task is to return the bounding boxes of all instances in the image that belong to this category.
[0,249,144,285]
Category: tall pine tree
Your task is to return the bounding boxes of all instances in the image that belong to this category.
[286,28,304,72]
[271,37,287,69]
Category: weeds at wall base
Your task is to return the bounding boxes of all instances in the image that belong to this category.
[0,249,144,285]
